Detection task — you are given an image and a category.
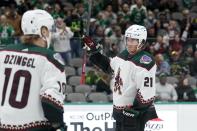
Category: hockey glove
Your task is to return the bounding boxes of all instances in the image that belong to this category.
[123,107,140,118]
[82,35,102,54]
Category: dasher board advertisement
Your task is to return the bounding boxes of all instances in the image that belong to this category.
[63,105,177,131]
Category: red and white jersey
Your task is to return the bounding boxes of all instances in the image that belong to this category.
[0,44,66,130]
[110,50,156,107]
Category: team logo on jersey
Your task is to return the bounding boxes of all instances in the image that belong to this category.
[53,53,65,65]
[114,67,123,95]
[140,55,152,64]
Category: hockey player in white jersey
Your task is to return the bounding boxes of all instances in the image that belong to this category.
[82,24,158,131]
[0,10,67,131]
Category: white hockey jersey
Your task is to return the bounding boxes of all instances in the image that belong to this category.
[0,44,66,130]
[110,50,156,107]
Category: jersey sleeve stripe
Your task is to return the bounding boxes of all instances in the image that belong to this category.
[40,93,64,110]
[0,121,51,130]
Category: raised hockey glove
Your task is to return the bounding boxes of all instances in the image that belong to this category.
[82,35,102,54]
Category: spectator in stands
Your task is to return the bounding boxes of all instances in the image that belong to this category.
[158,0,179,12]
[52,17,74,65]
[180,9,192,38]
[103,32,112,55]
[144,10,157,30]
[65,8,83,58]
[144,10,157,39]
[152,35,169,56]
[118,3,130,23]
[96,12,108,28]
[43,4,53,14]
[190,16,197,38]
[155,12,169,36]
[168,20,180,40]
[0,14,15,45]
[170,51,189,76]
[0,0,16,7]
[176,77,196,101]
[16,0,31,15]
[89,18,97,37]
[155,53,171,75]
[104,4,117,26]
[5,7,22,36]
[90,0,104,17]
[117,3,131,32]
[32,0,45,9]
[180,22,190,42]
[182,45,194,65]
[147,26,157,38]
[51,3,64,19]
[169,33,183,57]
[110,25,125,52]
[130,0,147,25]
[77,3,88,19]
[146,0,160,11]
[67,0,81,6]
[105,0,119,13]
[76,3,88,33]
[156,73,178,102]
[189,50,197,77]
[182,0,193,8]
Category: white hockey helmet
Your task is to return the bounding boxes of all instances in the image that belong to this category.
[124,24,147,50]
[21,9,54,48]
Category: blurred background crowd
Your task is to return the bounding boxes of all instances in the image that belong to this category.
[0,0,197,103]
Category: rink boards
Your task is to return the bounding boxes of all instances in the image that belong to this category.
[63,103,197,131]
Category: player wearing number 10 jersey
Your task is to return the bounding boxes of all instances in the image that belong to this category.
[0,10,67,131]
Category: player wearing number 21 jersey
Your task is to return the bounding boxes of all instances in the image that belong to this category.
[82,24,158,131]
[0,10,67,131]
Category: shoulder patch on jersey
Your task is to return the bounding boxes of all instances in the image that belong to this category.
[53,53,65,65]
[140,55,152,64]
[128,51,155,71]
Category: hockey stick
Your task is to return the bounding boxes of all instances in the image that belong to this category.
[80,47,87,84]
[80,0,92,84]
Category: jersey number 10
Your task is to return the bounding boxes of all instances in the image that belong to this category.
[1,68,31,109]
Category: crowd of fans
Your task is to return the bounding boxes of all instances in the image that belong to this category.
[0,0,197,102]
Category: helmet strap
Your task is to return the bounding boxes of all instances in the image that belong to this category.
[137,39,146,50]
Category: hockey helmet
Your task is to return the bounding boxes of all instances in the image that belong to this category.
[124,24,147,50]
[21,9,55,48]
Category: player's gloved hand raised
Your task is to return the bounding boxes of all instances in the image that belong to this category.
[82,35,102,54]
